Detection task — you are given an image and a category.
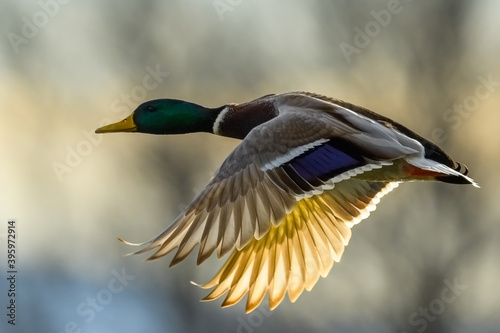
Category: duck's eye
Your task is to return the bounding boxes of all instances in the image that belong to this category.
[147,105,156,112]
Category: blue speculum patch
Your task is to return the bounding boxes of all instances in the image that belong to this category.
[285,140,364,187]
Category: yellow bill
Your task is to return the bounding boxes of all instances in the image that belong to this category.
[95,114,137,133]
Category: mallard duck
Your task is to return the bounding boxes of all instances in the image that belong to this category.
[96,92,478,313]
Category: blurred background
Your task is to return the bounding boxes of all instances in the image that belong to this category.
[1,0,499,332]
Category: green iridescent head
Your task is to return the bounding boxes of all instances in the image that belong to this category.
[96,99,219,135]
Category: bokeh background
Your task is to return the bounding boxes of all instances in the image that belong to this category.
[1,1,499,332]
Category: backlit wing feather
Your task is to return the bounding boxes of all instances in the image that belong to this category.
[198,180,399,313]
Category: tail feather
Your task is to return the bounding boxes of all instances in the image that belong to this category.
[406,157,479,188]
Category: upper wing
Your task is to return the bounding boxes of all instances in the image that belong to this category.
[124,102,415,267]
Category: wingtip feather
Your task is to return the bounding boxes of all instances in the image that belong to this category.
[117,237,147,246]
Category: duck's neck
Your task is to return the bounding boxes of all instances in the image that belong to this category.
[212,99,278,140]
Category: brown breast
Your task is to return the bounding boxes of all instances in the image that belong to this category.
[217,97,278,140]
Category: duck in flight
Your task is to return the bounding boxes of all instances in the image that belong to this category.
[96,92,478,313]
